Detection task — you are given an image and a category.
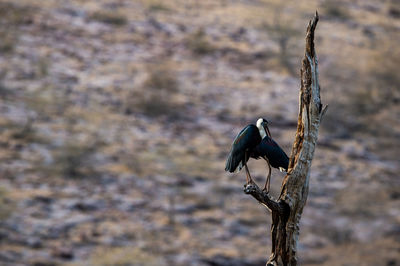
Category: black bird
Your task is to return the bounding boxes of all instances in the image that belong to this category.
[225,118,289,192]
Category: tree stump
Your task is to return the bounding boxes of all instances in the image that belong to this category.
[244,12,327,266]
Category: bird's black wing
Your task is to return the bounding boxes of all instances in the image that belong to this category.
[225,124,261,173]
[254,136,289,171]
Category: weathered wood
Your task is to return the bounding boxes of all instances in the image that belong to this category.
[244,12,325,266]
[244,183,288,216]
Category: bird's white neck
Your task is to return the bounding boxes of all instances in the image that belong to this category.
[256,118,267,139]
[259,127,267,139]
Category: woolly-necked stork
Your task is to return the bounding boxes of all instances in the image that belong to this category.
[225,118,289,192]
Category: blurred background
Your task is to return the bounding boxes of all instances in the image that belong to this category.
[0,0,399,265]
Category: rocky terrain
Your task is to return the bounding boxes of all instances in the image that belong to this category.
[0,0,399,265]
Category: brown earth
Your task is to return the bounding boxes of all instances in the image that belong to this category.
[0,0,399,265]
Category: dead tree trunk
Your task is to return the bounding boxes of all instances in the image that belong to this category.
[244,12,327,266]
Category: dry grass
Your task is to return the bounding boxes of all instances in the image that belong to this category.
[186,28,215,55]
[23,87,68,118]
[44,140,99,179]
[0,188,15,221]
[90,10,128,26]
[0,30,18,53]
[86,247,167,266]
[0,118,46,146]
[368,44,400,96]
[0,2,33,53]
[147,1,171,12]
[0,81,14,99]
[125,63,183,117]
[0,2,34,26]
[321,12,400,139]
[261,19,301,73]
[386,0,400,18]
[321,0,351,20]
[345,43,400,117]
[313,238,400,266]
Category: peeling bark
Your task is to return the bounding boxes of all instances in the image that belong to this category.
[244,12,326,266]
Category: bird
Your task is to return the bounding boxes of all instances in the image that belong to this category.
[225,118,289,193]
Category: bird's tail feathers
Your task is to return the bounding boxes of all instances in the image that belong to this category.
[225,152,234,172]
[235,161,243,173]
[225,152,243,173]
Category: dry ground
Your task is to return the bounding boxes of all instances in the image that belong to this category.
[0,0,399,265]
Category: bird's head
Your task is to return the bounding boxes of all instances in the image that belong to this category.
[256,117,271,139]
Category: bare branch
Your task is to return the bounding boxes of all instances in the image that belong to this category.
[244,183,288,216]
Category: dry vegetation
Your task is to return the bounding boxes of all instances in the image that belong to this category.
[186,28,216,55]
[90,10,128,26]
[124,62,183,117]
[0,188,14,222]
[0,0,399,265]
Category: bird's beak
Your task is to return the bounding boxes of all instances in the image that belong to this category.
[262,121,272,138]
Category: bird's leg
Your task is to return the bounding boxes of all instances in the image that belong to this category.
[244,163,254,185]
[263,157,272,193]
[244,151,254,184]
